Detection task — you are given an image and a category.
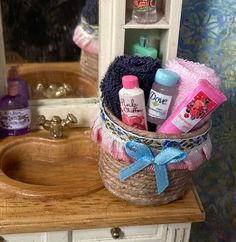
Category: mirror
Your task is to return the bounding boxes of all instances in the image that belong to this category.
[1,0,99,100]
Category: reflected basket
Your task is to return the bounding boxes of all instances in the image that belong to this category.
[80,49,98,79]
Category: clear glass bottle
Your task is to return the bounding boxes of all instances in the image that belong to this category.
[132,0,161,24]
[146,69,179,128]
[0,80,31,137]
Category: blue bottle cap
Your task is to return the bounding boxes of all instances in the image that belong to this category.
[155,69,180,87]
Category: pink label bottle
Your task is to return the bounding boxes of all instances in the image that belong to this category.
[119,75,147,130]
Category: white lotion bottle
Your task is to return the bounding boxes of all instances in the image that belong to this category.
[119,75,147,130]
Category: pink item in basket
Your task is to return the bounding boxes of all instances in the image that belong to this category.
[157,79,227,134]
[90,111,129,161]
[73,19,99,55]
[119,75,148,131]
[165,58,221,114]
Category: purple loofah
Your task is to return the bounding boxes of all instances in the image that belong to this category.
[100,55,161,119]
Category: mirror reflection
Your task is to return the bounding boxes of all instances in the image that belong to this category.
[1,0,99,100]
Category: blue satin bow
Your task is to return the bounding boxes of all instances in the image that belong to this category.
[119,141,186,194]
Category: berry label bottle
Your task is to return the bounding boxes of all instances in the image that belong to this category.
[171,91,217,133]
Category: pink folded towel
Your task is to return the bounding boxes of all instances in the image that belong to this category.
[166,58,221,114]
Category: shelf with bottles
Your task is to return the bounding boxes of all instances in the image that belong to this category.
[124,29,160,55]
[99,0,183,79]
[124,28,172,65]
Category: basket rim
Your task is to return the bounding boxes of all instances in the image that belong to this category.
[103,105,212,140]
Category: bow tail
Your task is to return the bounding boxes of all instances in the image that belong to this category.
[154,164,169,194]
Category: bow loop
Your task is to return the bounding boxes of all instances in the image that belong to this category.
[119,140,186,194]
[154,147,186,166]
[125,141,153,161]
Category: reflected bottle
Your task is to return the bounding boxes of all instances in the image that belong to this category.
[0,80,31,137]
[132,0,161,24]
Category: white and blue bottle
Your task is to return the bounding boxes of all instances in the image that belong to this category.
[146,68,180,128]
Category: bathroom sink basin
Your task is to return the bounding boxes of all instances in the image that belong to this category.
[0,128,103,199]
[16,62,98,99]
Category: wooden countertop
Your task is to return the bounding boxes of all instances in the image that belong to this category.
[0,129,205,235]
[0,185,205,234]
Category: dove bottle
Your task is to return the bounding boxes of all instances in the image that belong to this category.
[146,68,179,128]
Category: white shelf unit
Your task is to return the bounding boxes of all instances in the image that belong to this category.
[99,0,183,80]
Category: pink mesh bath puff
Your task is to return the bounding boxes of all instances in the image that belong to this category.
[73,18,99,55]
[165,58,221,114]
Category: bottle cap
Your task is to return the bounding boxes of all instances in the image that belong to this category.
[139,35,149,47]
[122,75,139,89]
[155,69,180,87]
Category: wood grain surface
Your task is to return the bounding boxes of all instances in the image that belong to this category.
[0,128,205,234]
[0,128,103,200]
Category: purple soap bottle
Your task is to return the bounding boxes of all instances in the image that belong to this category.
[0,80,31,137]
[8,66,30,100]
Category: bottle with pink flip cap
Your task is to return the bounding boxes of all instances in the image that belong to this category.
[119,75,147,130]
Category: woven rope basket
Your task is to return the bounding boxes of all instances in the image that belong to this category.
[98,106,212,206]
[80,49,98,79]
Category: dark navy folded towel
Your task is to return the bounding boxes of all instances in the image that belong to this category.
[100,55,161,120]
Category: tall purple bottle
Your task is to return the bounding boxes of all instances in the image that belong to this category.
[0,79,31,137]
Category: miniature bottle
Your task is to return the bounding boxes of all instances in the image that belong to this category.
[119,75,147,130]
[146,68,179,128]
[157,79,227,134]
[132,35,158,59]
[8,66,30,100]
[132,0,161,24]
[0,79,31,137]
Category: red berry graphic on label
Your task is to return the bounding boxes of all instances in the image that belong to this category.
[194,100,205,108]
[184,113,189,118]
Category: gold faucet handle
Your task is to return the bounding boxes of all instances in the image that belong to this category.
[38,115,51,130]
[38,115,46,125]
[61,114,78,127]
[38,114,77,138]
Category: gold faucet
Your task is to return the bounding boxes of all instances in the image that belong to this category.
[38,114,78,138]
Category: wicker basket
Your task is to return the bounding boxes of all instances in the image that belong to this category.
[80,49,98,79]
[96,106,212,206]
